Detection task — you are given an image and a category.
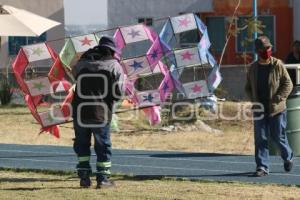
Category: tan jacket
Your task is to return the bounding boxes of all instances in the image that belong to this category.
[245,57,293,116]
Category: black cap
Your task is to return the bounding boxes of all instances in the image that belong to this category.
[97,36,120,54]
[293,40,300,48]
[255,35,272,50]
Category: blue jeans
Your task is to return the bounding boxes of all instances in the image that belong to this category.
[73,119,112,180]
[254,111,293,173]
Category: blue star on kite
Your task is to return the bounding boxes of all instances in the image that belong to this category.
[151,49,158,60]
[129,60,144,71]
[127,29,141,38]
[143,93,154,102]
[162,82,169,93]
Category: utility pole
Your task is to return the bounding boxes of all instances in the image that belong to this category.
[253,0,258,61]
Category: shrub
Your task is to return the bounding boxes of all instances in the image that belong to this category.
[0,77,13,105]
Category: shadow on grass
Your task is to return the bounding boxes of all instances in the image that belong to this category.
[1,186,82,191]
[112,171,255,182]
[0,176,81,191]
[113,174,167,181]
[0,177,76,183]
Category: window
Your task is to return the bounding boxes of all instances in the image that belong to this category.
[179,29,200,48]
[9,33,47,55]
[206,16,226,53]
[138,18,153,26]
[236,15,275,53]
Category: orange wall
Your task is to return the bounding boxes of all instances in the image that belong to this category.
[203,0,293,65]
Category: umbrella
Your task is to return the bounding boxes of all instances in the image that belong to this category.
[0,5,61,36]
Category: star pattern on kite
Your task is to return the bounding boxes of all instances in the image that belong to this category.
[52,68,59,78]
[63,49,71,58]
[80,36,93,46]
[129,60,144,71]
[181,51,194,60]
[33,81,46,91]
[178,17,191,27]
[163,82,169,93]
[191,84,202,93]
[32,47,44,56]
[151,49,159,60]
[143,93,154,102]
[127,29,141,38]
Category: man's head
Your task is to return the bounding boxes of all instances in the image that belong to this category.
[292,40,300,55]
[97,36,119,55]
[255,36,273,60]
[80,36,119,60]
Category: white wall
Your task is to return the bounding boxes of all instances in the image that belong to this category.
[108,0,213,28]
[0,0,65,69]
[294,0,300,40]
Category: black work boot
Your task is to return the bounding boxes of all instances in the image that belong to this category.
[284,160,293,172]
[78,170,92,188]
[96,175,115,189]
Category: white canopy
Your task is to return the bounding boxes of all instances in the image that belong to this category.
[0,5,61,36]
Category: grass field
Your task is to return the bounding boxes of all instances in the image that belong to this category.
[1,169,300,200]
[0,102,254,154]
[3,103,296,199]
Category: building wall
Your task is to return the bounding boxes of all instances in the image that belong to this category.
[108,0,294,65]
[0,0,65,69]
[204,0,293,65]
[108,0,213,27]
[293,0,300,40]
[107,0,296,100]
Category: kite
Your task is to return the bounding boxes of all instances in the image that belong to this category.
[12,42,73,138]
[159,13,222,98]
[12,13,222,137]
[114,24,174,125]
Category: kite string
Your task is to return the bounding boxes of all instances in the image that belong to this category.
[218,0,241,68]
[44,16,171,45]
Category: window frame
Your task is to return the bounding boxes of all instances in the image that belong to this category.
[137,17,153,26]
[205,16,226,53]
[8,33,47,56]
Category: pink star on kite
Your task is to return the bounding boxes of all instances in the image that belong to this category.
[80,37,93,46]
[178,17,191,27]
[191,84,202,93]
[181,51,194,60]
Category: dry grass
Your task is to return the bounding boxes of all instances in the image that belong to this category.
[112,130,253,154]
[0,170,299,200]
[0,106,74,146]
[0,102,254,154]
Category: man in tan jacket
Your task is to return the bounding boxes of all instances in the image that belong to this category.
[245,35,294,177]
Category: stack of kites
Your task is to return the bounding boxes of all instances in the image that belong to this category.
[12,13,222,138]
